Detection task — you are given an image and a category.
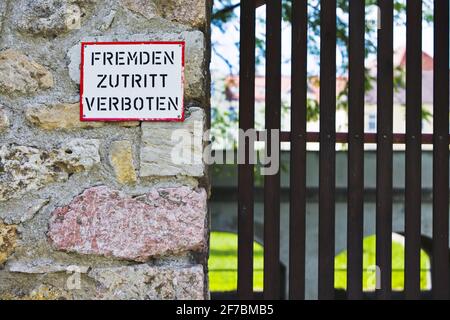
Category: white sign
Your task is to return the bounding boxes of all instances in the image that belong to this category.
[80,42,185,122]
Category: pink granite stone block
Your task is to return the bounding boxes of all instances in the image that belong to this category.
[48,186,207,261]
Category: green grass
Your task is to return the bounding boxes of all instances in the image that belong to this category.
[334,235,431,291]
[209,232,431,292]
[208,231,264,292]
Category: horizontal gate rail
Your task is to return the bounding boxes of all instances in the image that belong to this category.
[255,132,448,144]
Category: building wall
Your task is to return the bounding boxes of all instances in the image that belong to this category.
[0,0,211,300]
[211,151,449,299]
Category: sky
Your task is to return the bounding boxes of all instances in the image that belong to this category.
[211,4,436,77]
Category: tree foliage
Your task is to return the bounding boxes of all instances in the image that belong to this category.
[211,0,434,142]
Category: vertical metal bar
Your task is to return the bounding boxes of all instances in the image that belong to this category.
[238,0,256,300]
[264,0,282,300]
[404,0,422,300]
[376,0,393,300]
[347,0,365,300]
[432,0,450,300]
[318,0,336,300]
[289,0,307,300]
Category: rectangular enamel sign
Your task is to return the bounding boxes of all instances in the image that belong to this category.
[80,42,185,122]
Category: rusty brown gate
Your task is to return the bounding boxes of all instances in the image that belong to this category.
[237,0,450,300]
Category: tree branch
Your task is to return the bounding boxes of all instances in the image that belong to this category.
[212,1,266,20]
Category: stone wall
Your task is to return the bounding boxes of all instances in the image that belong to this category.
[0,0,211,300]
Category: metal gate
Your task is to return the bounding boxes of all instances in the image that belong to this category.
[237,0,450,300]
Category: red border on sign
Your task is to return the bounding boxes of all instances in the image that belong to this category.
[80,41,185,122]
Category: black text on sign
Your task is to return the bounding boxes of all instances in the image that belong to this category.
[80,42,185,121]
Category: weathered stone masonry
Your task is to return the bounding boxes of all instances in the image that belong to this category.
[0,0,211,300]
